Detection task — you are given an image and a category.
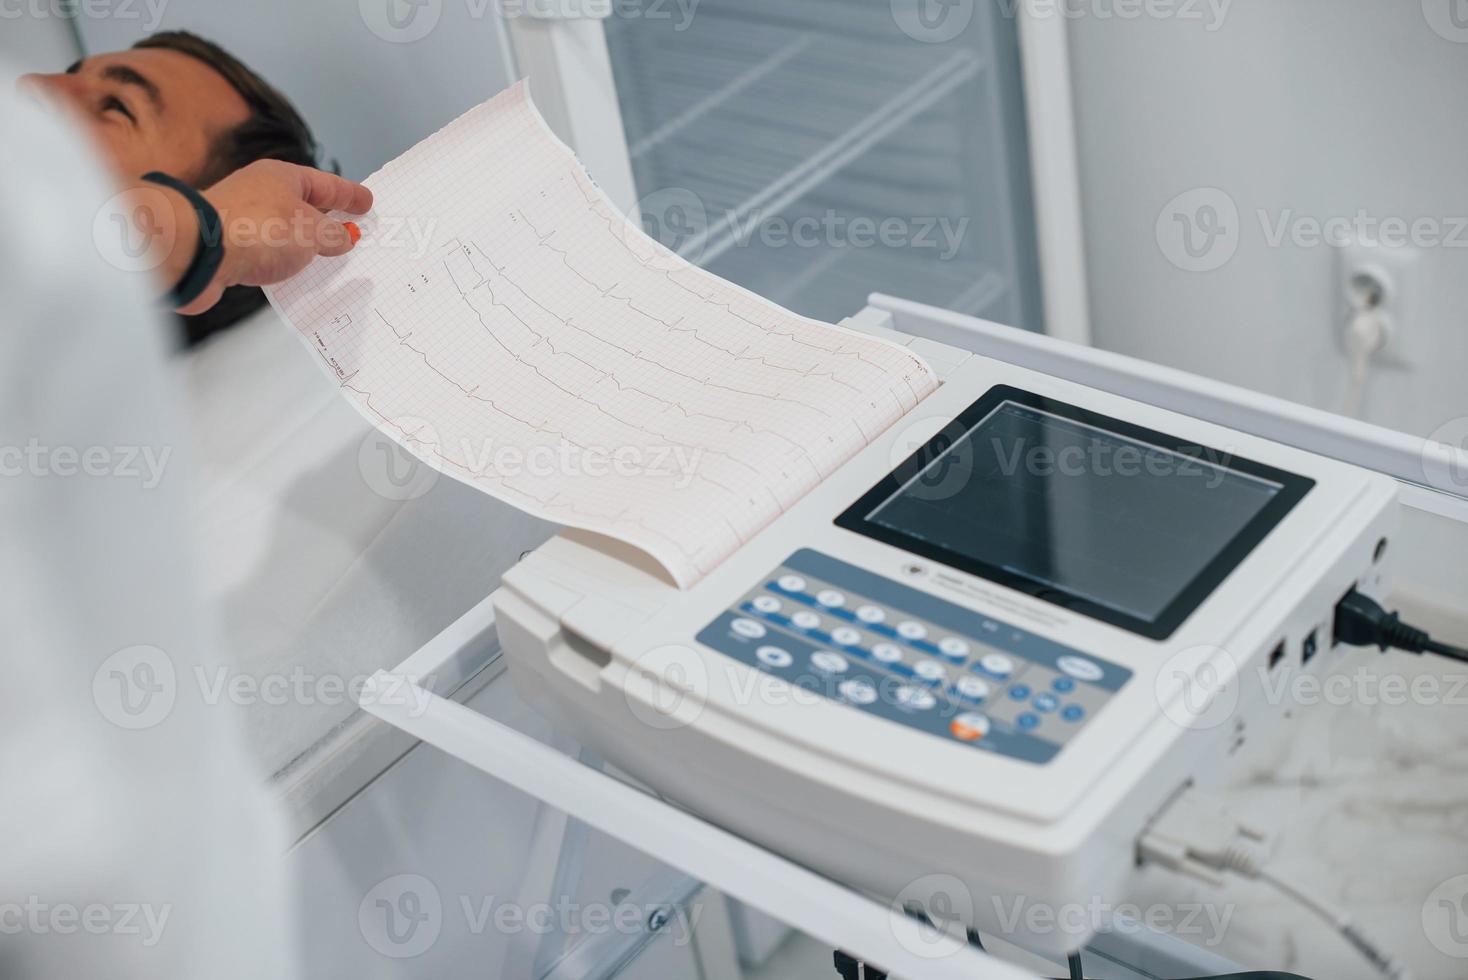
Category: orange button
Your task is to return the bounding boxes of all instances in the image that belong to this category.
[951,712,990,742]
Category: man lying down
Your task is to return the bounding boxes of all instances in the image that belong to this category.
[21,32,555,807]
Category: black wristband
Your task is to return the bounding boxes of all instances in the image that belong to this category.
[141,171,225,308]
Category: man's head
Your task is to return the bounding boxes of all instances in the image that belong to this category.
[19,32,323,344]
[20,31,319,187]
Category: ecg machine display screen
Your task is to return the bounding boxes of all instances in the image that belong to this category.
[836,386,1315,639]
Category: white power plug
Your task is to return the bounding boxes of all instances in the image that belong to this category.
[1340,271,1390,418]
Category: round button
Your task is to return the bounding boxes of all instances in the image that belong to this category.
[731,618,766,639]
[811,651,849,674]
[872,643,904,664]
[831,627,862,647]
[756,646,793,668]
[895,685,937,711]
[955,676,990,701]
[777,575,806,593]
[1051,676,1076,694]
[915,660,947,682]
[1057,655,1104,683]
[856,605,886,623]
[938,637,970,659]
[1033,693,1059,713]
[816,589,846,608]
[1062,704,1086,723]
[1007,684,1032,701]
[752,595,781,614]
[838,679,878,705]
[791,611,821,630]
[896,621,927,640]
[979,653,1014,678]
[1016,712,1041,731]
[951,712,990,741]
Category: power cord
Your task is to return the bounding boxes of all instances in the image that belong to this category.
[1138,792,1412,980]
[1339,273,1388,419]
[1332,589,1468,664]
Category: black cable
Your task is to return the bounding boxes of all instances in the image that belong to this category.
[1426,638,1468,664]
[1332,588,1468,664]
[1067,951,1084,980]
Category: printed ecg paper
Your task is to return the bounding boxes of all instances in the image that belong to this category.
[266,82,937,587]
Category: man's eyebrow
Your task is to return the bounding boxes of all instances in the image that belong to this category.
[100,64,163,110]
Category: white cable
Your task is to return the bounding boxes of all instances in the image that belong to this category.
[1340,303,1387,418]
[1137,791,1412,980]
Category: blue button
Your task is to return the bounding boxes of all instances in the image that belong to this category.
[1062,704,1085,723]
[1051,676,1075,694]
[1016,712,1041,731]
[1008,684,1032,701]
[1033,693,1059,713]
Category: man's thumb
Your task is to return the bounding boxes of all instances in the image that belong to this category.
[316,215,360,258]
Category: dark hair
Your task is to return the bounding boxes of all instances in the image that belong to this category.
[132,31,324,348]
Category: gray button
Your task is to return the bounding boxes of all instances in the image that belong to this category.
[811,651,849,674]
[731,618,766,639]
[1057,655,1104,682]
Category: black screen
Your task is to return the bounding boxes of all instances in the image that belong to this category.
[836,388,1314,638]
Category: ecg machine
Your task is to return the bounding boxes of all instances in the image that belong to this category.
[491,331,1399,956]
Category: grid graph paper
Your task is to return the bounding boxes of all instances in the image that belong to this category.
[266,82,938,587]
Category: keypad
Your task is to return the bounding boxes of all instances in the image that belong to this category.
[694,549,1131,766]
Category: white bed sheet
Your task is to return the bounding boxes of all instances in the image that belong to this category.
[178,306,555,804]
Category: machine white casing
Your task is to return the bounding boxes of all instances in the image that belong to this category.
[493,348,1398,957]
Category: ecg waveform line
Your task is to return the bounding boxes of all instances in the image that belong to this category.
[265,80,937,587]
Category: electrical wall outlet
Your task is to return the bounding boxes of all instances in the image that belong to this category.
[1334,242,1419,369]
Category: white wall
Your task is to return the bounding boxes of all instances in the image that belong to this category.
[0,13,80,84]
[73,0,516,180]
[1067,1,1468,440]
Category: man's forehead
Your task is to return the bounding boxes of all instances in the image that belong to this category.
[91,48,250,128]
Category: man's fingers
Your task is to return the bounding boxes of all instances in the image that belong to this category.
[294,165,373,215]
[315,215,358,258]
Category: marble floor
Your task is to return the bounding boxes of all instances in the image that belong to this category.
[747,607,1468,980]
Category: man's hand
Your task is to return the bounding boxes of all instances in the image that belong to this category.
[122,160,373,315]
